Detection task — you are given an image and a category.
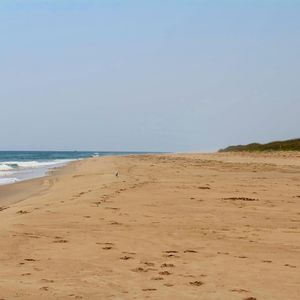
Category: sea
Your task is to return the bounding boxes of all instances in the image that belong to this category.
[0,151,144,186]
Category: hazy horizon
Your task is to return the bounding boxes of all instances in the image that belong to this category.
[1,0,299,152]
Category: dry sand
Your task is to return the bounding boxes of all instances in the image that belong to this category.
[0,152,299,299]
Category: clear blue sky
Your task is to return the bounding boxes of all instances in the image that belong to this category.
[1,0,299,152]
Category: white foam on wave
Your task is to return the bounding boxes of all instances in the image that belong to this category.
[0,171,17,177]
[0,164,14,171]
[0,159,75,186]
[0,177,19,185]
[0,159,73,170]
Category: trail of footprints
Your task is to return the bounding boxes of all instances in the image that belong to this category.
[120,248,205,292]
[14,235,265,298]
[13,178,280,298]
[92,181,149,207]
[91,244,260,298]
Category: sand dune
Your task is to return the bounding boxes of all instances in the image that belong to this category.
[0,152,299,299]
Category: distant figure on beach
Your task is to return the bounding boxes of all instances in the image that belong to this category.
[115,171,119,177]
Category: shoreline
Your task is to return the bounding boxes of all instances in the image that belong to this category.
[0,152,299,299]
[0,159,79,206]
[0,160,73,187]
[0,154,147,206]
[0,152,159,187]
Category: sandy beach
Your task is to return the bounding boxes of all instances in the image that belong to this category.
[0,152,299,300]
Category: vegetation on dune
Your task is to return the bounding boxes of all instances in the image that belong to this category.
[219,138,300,152]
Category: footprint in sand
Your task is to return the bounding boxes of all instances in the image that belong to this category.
[190,281,204,286]
[110,221,122,225]
[103,246,113,250]
[69,294,83,298]
[222,197,259,202]
[132,267,149,273]
[161,263,175,268]
[24,258,36,262]
[142,288,157,292]
[122,251,136,255]
[17,210,29,215]
[164,283,174,287]
[53,239,68,243]
[151,277,164,281]
[284,264,296,268]
[105,207,120,211]
[41,279,54,283]
[143,262,155,267]
[159,271,172,276]
[231,289,249,293]
[163,250,180,258]
[165,254,179,258]
[184,250,198,253]
[97,242,114,246]
[120,256,134,260]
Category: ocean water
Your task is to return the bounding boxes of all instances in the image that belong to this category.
[0,151,143,186]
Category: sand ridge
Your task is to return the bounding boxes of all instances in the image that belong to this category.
[0,152,299,299]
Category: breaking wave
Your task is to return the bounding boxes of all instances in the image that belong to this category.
[0,160,72,171]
